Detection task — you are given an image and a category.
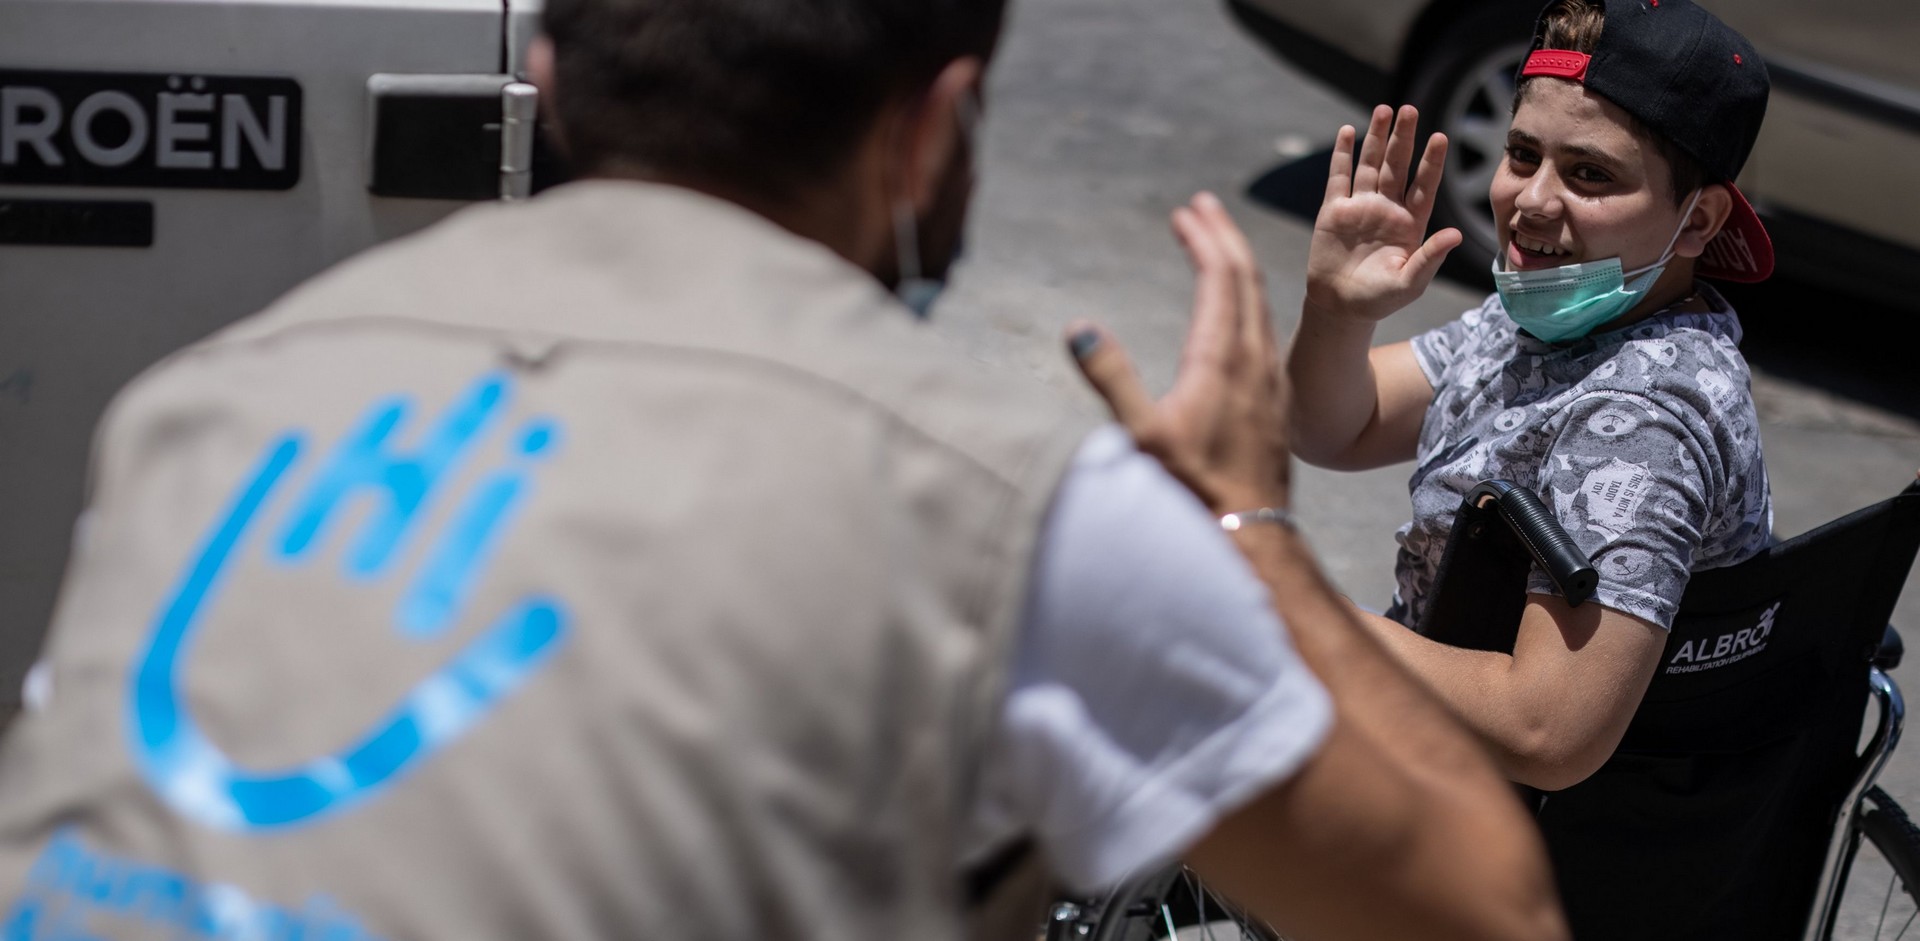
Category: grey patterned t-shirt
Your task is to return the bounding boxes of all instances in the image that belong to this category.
[1393,286,1773,630]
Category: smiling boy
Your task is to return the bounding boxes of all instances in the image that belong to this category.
[1285,0,1773,795]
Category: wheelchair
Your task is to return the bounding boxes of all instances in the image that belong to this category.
[1048,476,1920,941]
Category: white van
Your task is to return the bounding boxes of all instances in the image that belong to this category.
[0,0,558,708]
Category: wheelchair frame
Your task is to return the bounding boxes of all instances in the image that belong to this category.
[1806,662,1905,940]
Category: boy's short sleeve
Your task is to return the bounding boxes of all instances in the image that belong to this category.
[1528,391,1714,629]
[1408,306,1483,389]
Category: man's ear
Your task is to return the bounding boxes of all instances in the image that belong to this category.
[526,36,556,100]
[1673,183,1735,259]
[524,36,573,162]
[897,57,985,213]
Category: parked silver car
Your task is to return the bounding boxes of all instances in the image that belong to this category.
[1228,0,1920,300]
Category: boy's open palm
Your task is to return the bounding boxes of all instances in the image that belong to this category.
[1306,104,1463,323]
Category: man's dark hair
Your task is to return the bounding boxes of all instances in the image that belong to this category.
[1515,0,1707,206]
[541,0,1007,200]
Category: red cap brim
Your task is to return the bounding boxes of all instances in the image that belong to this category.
[1697,183,1773,283]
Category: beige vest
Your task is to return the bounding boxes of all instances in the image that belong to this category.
[0,182,1091,941]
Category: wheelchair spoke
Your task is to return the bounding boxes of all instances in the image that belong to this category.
[1864,873,1920,940]
[1828,807,1920,941]
[1880,875,1894,938]
[1174,868,1287,941]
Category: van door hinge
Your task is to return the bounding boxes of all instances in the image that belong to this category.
[366,74,549,201]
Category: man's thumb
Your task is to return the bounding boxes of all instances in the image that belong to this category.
[1067,322,1157,434]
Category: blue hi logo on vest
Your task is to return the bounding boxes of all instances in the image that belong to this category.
[127,373,571,832]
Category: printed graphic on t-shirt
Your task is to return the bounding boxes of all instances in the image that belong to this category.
[1585,405,1641,439]
[1574,458,1652,541]
[1395,291,1772,629]
[1640,340,1680,369]
[1694,366,1743,414]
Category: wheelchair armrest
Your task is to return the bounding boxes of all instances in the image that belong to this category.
[1878,624,1904,671]
[1465,480,1599,607]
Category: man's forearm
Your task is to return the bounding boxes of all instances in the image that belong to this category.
[1225,524,1568,940]
[1238,525,1498,783]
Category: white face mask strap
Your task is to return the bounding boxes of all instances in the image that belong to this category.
[1628,188,1706,277]
[892,87,980,288]
[893,199,923,285]
[956,87,981,144]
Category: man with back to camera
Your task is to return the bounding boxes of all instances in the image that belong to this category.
[0,1,1567,939]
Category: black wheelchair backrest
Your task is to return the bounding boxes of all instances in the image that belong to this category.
[1545,479,1920,940]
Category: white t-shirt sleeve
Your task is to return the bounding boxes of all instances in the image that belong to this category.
[965,426,1333,893]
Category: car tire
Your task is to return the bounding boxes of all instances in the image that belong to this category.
[1402,2,1540,286]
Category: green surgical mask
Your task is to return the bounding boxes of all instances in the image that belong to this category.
[1493,190,1702,343]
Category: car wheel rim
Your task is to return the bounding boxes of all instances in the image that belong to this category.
[1439,40,1532,262]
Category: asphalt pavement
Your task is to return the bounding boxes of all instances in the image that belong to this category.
[932,0,1920,898]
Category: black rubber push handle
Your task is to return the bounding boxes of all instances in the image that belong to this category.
[1466,480,1599,607]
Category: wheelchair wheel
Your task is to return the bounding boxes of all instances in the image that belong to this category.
[1827,787,1920,940]
[1087,863,1287,941]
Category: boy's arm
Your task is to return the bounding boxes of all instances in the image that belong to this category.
[1288,104,1459,469]
[1286,330,1432,471]
[1069,192,1568,941]
[1354,599,1668,791]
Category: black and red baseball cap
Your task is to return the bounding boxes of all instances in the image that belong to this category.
[1519,0,1773,282]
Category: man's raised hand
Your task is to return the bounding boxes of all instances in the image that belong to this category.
[1066,192,1291,515]
[1304,104,1462,324]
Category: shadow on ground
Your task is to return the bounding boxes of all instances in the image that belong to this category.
[1246,147,1333,224]
[1247,149,1920,425]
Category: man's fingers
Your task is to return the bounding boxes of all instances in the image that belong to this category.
[1377,105,1420,202]
[1194,192,1257,273]
[1066,322,1158,433]
[1324,124,1356,205]
[1192,193,1273,350]
[1173,203,1239,374]
[1350,105,1392,195]
[1406,132,1450,223]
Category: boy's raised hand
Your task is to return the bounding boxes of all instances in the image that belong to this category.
[1305,104,1463,323]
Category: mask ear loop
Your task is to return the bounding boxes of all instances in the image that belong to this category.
[955,87,981,146]
[891,87,982,288]
[893,200,923,286]
[1625,188,1707,278]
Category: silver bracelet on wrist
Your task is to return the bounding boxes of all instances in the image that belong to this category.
[1219,507,1296,533]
